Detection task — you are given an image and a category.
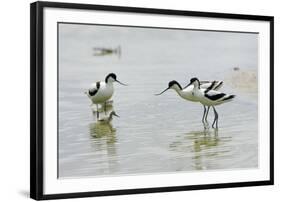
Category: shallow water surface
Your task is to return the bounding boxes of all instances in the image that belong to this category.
[58,24,258,178]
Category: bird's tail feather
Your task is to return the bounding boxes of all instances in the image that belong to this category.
[223,95,235,101]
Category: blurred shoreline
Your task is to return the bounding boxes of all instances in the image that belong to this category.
[225,67,258,94]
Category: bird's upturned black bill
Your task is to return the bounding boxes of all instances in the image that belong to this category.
[116,79,128,86]
[155,87,169,96]
[183,83,192,89]
[113,113,120,117]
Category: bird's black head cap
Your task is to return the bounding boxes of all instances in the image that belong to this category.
[105,73,117,83]
[190,77,199,83]
[168,80,182,89]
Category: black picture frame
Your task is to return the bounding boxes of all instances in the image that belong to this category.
[30,1,274,200]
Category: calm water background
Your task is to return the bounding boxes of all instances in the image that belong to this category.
[58,23,258,178]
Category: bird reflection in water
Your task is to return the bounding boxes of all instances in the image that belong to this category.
[192,129,219,151]
[89,94,119,144]
[170,129,220,170]
[89,103,120,174]
[89,114,119,173]
[89,111,119,141]
[91,100,114,120]
[192,129,222,170]
[89,121,116,143]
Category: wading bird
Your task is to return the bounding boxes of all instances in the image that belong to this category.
[93,46,121,58]
[184,79,223,123]
[185,77,235,128]
[155,79,223,124]
[85,73,127,119]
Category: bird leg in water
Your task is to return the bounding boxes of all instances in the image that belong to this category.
[211,106,216,128]
[104,102,107,115]
[96,104,99,120]
[202,105,206,124]
[212,106,218,129]
[204,106,210,122]
[204,122,210,130]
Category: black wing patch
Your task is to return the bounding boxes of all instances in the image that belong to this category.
[88,81,100,96]
[205,92,226,101]
[205,81,216,93]
[214,81,223,90]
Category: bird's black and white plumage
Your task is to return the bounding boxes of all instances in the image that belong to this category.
[85,73,127,119]
[193,80,224,92]
[187,77,235,128]
[156,79,224,125]
[187,78,234,106]
[156,79,224,102]
[86,73,127,104]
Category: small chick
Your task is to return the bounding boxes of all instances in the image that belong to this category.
[98,111,119,123]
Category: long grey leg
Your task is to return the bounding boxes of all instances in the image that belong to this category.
[202,105,206,124]
[96,104,99,119]
[204,106,210,122]
[215,108,219,128]
[104,102,107,115]
[212,106,218,128]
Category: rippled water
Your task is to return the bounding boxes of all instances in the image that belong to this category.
[58,23,258,178]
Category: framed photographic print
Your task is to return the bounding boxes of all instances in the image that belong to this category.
[30,1,274,200]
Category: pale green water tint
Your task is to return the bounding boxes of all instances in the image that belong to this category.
[58,23,258,178]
